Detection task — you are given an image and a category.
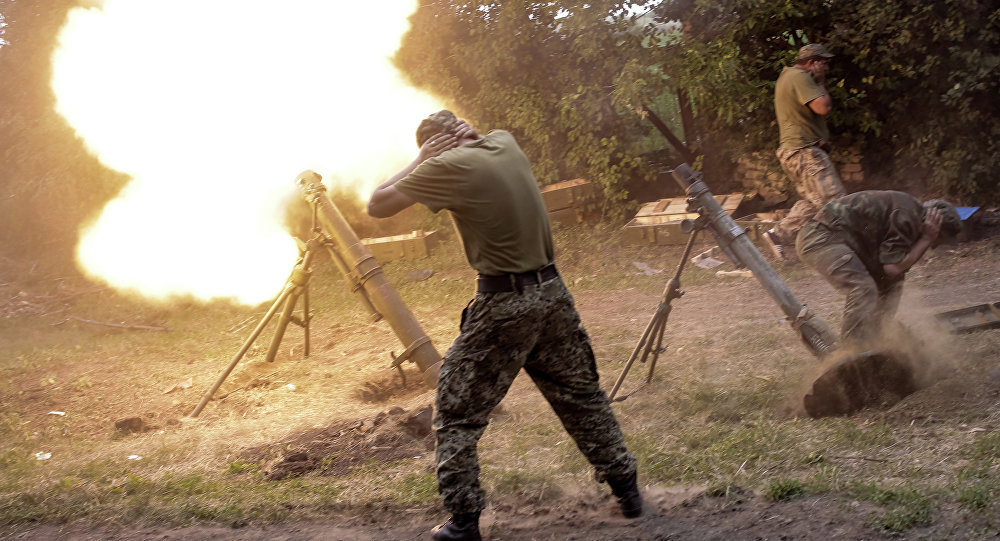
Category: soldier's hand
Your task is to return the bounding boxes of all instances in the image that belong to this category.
[922,207,943,242]
[417,131,458,162]
[452,120,479,141]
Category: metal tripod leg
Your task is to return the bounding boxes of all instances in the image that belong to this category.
[609,227,701,402]
[189,246,315,418]
[264,248,314,362]
[190,281,298,417]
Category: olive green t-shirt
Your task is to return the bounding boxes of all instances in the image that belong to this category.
[394,130,554,275]
[775,66,829,150]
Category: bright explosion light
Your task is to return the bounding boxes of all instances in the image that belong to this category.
[51,0,441,305]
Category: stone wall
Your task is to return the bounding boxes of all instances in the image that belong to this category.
[736,143,865,204]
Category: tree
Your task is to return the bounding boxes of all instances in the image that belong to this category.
[641,0,1000,203]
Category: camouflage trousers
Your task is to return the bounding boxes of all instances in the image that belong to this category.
[773,145,846,243]
[796,222,903,345]
[434,276,637,515]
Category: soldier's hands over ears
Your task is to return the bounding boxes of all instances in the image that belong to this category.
[452,120,479,141]
[418,131,458,162]
[922,207,943,242]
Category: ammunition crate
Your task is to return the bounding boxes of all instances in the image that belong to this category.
[623,193,744,245]
[540,178,594,212]
[547,206,585,226]
[360,230,440,262]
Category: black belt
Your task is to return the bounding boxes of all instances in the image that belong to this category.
[477,264,559,293]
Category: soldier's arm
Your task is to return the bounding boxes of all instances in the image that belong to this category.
[806,60,832,115]
[883,208,943,279]
[807,90,832,115]
[368,131,458,218]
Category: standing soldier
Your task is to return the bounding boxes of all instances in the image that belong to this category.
[368,110,642,541]
[764,43,847,261]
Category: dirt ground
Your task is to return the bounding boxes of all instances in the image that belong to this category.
[3,231,1000,541]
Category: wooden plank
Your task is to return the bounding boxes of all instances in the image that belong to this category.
[935,302,1000,333]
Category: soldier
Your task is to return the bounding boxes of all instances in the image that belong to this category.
[796,190,962,346]
[764,43,847,261]
[368,110,641,541]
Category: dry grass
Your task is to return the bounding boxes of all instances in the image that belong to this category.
[2,225,999,536]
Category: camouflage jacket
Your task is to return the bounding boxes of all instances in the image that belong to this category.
[813,190,925,283]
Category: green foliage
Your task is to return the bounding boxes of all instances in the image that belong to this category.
[645,0,1000,203]
[394,2,665,221]
[763,478,805,501]
[834,1,1000,201]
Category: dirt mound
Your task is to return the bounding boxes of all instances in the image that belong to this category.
[880,368,1000,424]
[242,405,435,480]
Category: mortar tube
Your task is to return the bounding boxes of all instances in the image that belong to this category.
[296,170,442,387]
[670,164,839,358]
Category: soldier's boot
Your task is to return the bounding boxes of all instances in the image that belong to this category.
[608,472,644,518]
[431,511,481,541]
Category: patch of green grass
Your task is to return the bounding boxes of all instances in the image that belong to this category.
[225,460,260,475]
[704,482,742,498]
[820,419,895,448]
[805,464,842,492]
[763,478,805,501]
[673,379,783,421]
[77,458,129,485]
[391,473,437,504]
[485,468,561,503]
[957,485,991,511]
[0,469,352,527]
[953,464,997,513]
[966,432,1000,461]
[850,481,933,533]
[642,419,804,485]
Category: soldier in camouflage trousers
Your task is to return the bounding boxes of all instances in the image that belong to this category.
[765,43,846,260]
[436,276,637,515]
[796,191,962,346]
[368,110,641,541]
[773,145,845,243]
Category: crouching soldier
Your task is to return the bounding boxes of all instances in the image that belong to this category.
[796,190,962,347]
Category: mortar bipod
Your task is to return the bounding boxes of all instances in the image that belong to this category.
[608,217,704,402]
[189,195,384,418]
[190,236,318,418]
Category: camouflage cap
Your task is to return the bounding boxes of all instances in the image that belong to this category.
[415,110,459,148]
[923,199,963,245]
[797,43,835,61]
